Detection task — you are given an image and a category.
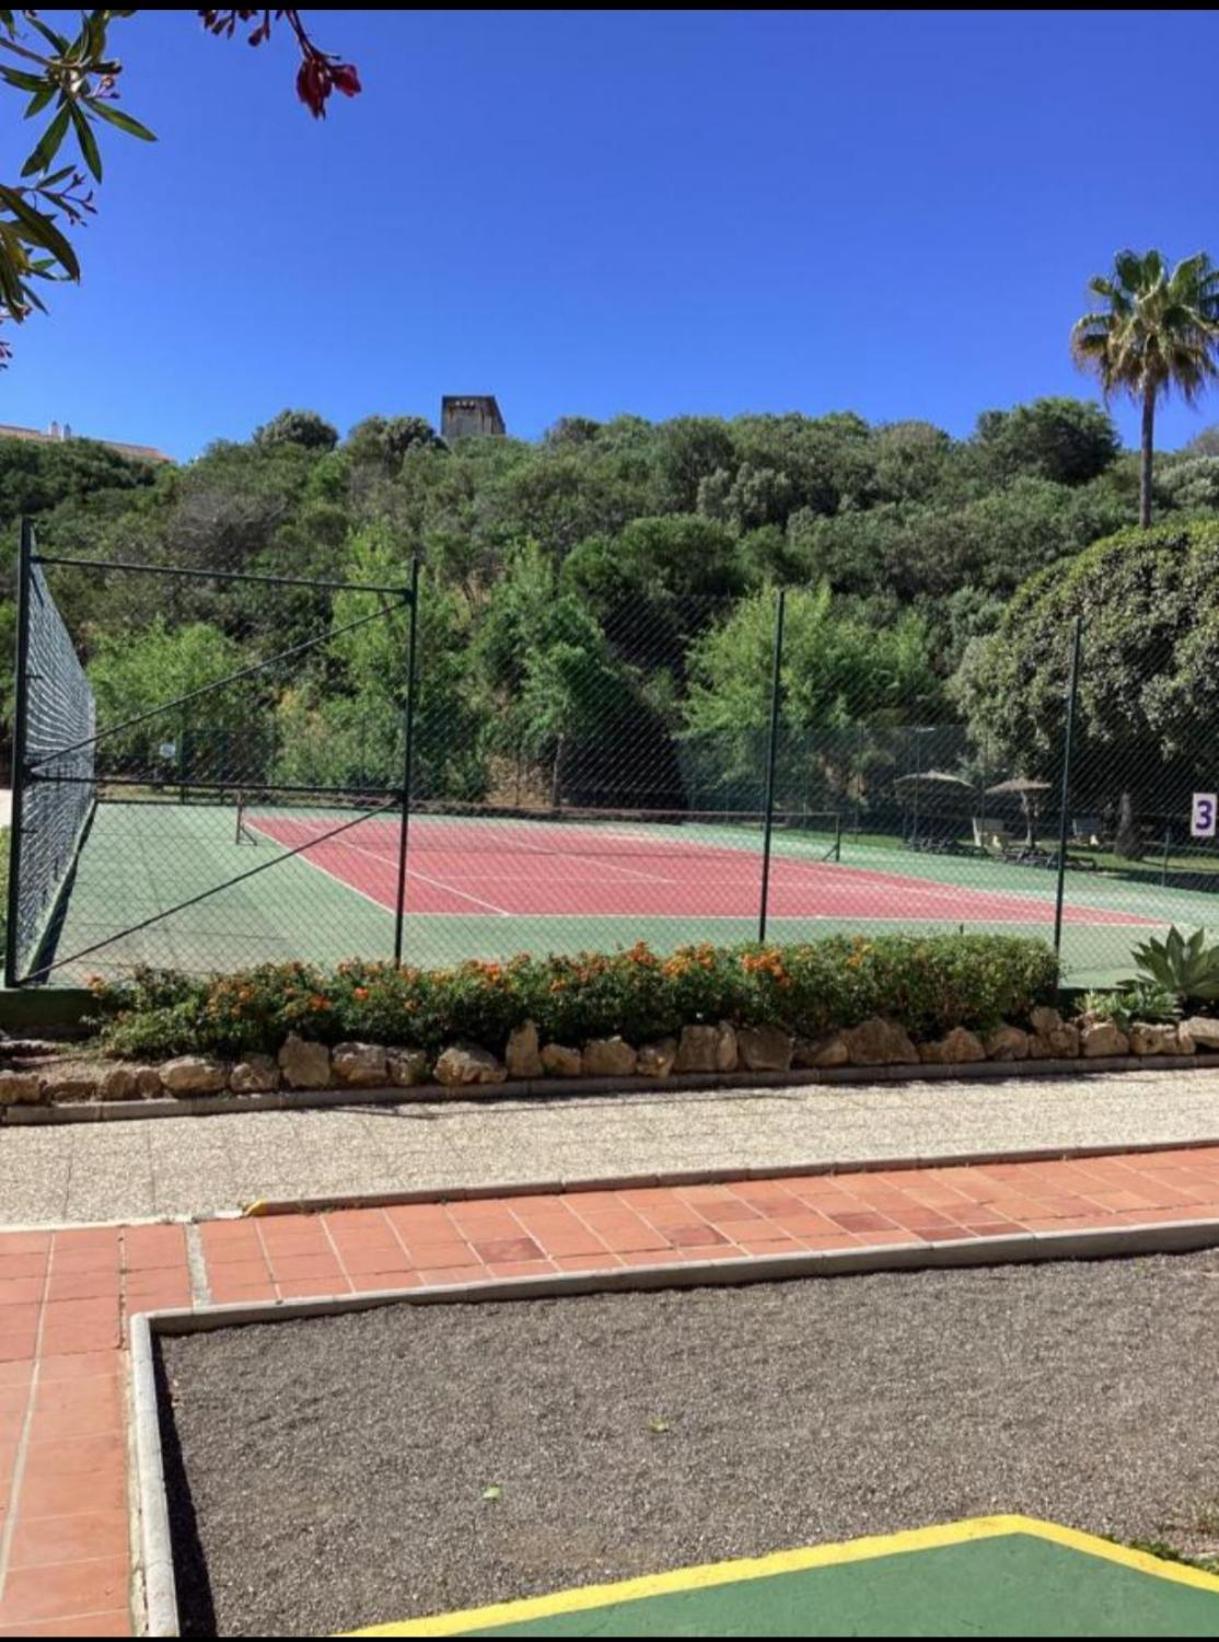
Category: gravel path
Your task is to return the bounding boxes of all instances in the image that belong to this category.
[160,1250,1219,1637]
[5,1067,1219,1225]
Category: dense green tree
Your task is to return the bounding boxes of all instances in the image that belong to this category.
[87,619,253,779]
[1071,250,1219,526]
[952,519,1219,831]
[1158,455,1219,514]
[253,408,340,453]
[344,415,442,473]
[973,397,1120,486]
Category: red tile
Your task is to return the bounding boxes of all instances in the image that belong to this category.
[663,1223,729,1248]
[0,1235,51,1257]
[48,1248,120,1278]
[0,1556,129,1624]
[414,1265,487,1287]
[733,1235,799,1253]
[22,1434,124,1480]
[323,1209,397,1241]
[198,1222,262,1262]
[0,1279,44,1307]
[486,1260,559,1279]
[201,1258,269,1290]
[334,1245,411,1277]
[122,1226,186,1272]
[123,1281,191,1315]
[265,1253,344,1284]
[471,1237,545,1264]
[385,1205,459,1240]
[0,1611,132,1636]
[277,1276,352,1299]
[552,1252,621,1271]
[576,1216,668,1254]
[19,1467,126,1519]
[794,1233,859,1252]
[30,1394,121,1445]
[0,1255,49,1283]
[689,1201,764,1224]
[37,1353,118,1386]
[349,1272,422,1293]
[398,1240,478,1270]
[514,1222,608,1259]
[0,1361,34,1390]
[827,1211,900,1234]
[46,1272,122,1306]
[208,1280,279,1306]
[9,1510,130,1569]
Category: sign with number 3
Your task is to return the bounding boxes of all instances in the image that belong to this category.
[1192,793,1218,839]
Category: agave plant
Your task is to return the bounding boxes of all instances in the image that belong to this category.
[1131,926,1219,1003]
[1082,980,1180,1032]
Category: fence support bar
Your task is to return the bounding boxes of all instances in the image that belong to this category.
[758,588,786,943]
[3,520,34,985]
[393,558,421,967]
[1052,616,1082,964]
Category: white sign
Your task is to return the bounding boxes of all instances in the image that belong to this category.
[158,741,177,761]
[1192,793,1218,839]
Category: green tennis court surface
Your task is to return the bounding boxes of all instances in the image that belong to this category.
[37,798,1219,988]
[349,1517,1219,1638]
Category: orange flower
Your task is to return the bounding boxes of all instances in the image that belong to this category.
[308,994,330,1012]
[352,987,369,1002]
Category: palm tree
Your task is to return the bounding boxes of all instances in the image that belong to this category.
[1071,250,1219,527]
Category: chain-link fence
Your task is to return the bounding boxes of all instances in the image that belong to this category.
[5,529,1217,989]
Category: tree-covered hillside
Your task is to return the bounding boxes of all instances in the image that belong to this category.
[2,399,1217,809]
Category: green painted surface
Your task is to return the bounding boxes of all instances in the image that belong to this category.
[462,1535,1219,1637]
[35,799,1219,986]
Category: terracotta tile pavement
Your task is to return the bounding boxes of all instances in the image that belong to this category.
[4,1146,1219,1633]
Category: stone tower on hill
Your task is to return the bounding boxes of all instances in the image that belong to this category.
[441,395,505,441]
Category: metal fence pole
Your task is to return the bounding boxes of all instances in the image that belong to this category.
[392,558,421,967]
[758,587,786,943]
[1052,616,1083,962]
[4,520,34,985]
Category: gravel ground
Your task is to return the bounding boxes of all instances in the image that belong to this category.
[159,1252,1219,1638]
[8,1066,1219,1224]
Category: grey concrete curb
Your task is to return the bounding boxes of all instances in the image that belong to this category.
[129,1213,1219,1635]
[129,1312,179,1639]
[3,1052,1212,1125]
[243,1132,1219,1217]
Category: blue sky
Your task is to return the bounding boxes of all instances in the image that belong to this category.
[3,8,1219,462]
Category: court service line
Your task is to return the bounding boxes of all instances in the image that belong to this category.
[310,831,515,917]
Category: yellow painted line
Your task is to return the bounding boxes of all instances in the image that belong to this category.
[345,1512,1219,1637]
[1013,1515,1219,1597]
[242,1199,269,1217]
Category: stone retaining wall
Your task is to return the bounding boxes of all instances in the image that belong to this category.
[3,1011,1218,1109]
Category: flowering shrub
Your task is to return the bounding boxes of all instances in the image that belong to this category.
[89,934,1058,1061]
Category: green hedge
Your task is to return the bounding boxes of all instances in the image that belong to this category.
[89,934,1059,1061]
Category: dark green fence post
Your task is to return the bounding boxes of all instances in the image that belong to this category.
[1052,616,1083,963]
[4,519,34,985]
[392,558,421,967]
[758,588,786,943]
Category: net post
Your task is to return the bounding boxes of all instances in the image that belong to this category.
[834,811,842,863]
[392,558,421,968]
[1052,616,1083,966]
[4,519,34,985]
[758,587,786,943]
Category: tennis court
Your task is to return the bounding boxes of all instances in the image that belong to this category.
[33,795,1218,988]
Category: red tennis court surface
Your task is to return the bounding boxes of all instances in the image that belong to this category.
[249,813,1150,928]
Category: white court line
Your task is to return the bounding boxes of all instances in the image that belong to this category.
[251,820,514,917]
